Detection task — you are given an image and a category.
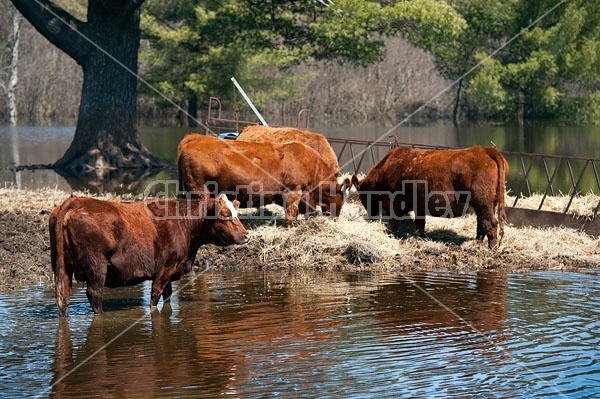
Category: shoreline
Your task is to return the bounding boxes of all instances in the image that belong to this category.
[0,187,599,294]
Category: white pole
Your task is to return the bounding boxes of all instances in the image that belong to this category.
[231,77,269,126]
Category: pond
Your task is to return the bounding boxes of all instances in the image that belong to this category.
[1,123,600,195]
[1,269,598,398]
[1,125,599,397]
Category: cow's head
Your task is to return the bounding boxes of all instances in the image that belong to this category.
[351,174,383,218]
[205,194,248,245]
[315,177,351,218]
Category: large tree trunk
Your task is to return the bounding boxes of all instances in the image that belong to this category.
[54,3,161,172]
[10,0,163,174]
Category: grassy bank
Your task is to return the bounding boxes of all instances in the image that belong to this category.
[0,187,598,293]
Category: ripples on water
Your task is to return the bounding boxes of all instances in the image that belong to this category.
[0,270,598,398]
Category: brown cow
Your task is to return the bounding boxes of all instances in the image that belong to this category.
[49,194,248,316]
[177,134,349,227]
[238,125,340,178]
[351,146,508,248]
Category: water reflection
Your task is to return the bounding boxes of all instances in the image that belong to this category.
[9,125,21,188]
[51,310,186,399]
[367,271,508,334]
[1,124,600,195]
[0,270,596,398]
[331,271,515,398]
[48,273,344,398]
[46,271,513,398]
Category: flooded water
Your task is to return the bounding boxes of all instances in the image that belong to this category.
[1,270,598,398]
[1,124,600,195]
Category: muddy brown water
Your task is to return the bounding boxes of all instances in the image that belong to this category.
[1,269,598,398]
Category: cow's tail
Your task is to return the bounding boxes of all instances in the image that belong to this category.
[50,197,74,317]
[488,148,508,246]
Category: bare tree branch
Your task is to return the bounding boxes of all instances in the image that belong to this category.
[9,0,90,65]
[120,0,146,18]
[93,0,145,25]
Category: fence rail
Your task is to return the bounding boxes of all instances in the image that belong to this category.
[327,137,600,216]
[205,97,310,135]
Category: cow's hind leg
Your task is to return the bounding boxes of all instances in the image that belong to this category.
[413,208,427,237]
[85,261,107,315]
[162,282,173,302]
[475,205,499,249]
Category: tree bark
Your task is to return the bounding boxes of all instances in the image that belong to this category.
[8,7,21,126]
[2,5,21,126]
[517,91,525,127]
[452,79,462,128]
[187,94,198,127]
[10,0,163,173]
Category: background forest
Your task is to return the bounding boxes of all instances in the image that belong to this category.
[1,0,599,129]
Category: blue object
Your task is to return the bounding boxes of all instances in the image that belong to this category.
[218,132,239,140]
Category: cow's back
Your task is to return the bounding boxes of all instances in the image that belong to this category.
[178,134,286,192]
[177,134,326,197]
[239,125,339,178]
[372,146,499,189]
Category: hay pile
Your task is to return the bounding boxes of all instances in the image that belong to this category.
[226,200,600,272]
[0,187,598,293]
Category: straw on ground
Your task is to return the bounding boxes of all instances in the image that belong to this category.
[0,187,598,293]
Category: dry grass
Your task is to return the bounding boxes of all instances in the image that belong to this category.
[0,187,141,213]
[243,200,600,271]
[250,204,400,267]
[0,186,598,293]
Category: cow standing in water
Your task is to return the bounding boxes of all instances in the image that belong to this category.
[352,146,508,248]
[49,194,248,316]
